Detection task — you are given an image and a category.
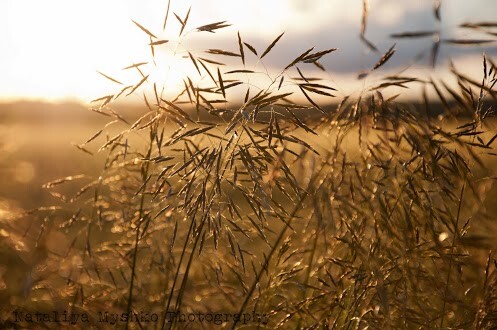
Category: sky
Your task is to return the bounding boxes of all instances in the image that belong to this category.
[1,0,496,103]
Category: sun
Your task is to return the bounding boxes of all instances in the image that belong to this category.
[0,0,355,103]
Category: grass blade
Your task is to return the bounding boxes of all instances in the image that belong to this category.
[372,44,396,70]
[261,32,284,59]
[238,32,245,65]
[162,0,171,30]
[132,20,157,39]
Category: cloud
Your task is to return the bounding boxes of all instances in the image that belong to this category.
[0,0,496,101]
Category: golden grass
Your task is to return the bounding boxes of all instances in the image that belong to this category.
[2,1,497,329]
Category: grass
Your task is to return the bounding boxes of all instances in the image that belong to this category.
[1,1,497,329]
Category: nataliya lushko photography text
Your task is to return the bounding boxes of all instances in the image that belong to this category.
[11,309,269,326]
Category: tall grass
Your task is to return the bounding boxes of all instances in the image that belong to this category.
[2,1,497,329]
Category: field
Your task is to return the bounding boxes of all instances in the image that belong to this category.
[2,98,497,329]
[2,2,497,329]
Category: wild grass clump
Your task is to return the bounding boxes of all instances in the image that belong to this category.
[2,1,497,329]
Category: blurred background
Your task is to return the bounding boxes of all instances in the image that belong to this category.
[1,0,496,212]
[2,0,497,102]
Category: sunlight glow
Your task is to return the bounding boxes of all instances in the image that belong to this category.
[0,0,358,102]
[1,0,496,102]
